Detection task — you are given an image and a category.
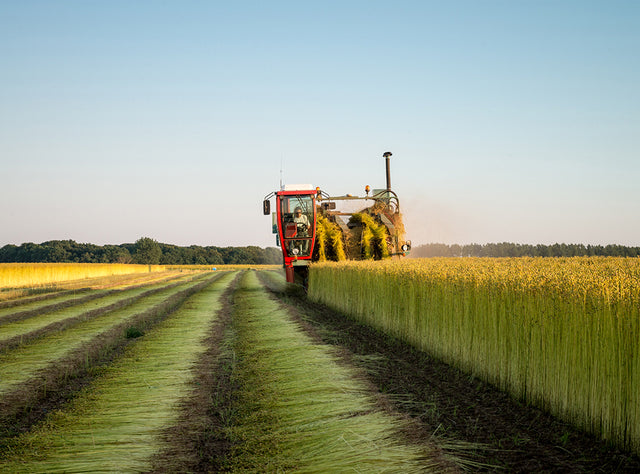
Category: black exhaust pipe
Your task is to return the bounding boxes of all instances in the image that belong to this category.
[383,151,392,191]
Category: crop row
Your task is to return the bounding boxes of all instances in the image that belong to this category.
[0,271,219,439]
[0,272,201,351]
[0,271,236,472]
[1,269,454,472]
[308,257,640,453]
[223,271,441,471]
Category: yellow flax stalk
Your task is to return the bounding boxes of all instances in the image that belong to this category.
[315,215,346,262]
[0,263,165,289]
[315,215,328,262]
[309,257,640,453]
[350,213,389,259]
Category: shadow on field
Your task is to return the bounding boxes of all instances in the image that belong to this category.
[261,275,640,473]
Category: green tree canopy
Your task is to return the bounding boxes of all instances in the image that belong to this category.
[133,237,162,264]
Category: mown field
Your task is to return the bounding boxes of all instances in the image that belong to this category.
[1,260,639,472]
[0,264,455,472]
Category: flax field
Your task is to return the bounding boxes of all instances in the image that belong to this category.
[0,264,455,472]
[309,257,640,453]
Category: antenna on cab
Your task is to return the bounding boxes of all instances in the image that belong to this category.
[280,158,284,190]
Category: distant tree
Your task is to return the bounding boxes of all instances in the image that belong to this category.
[410,242,640,258]
[463,243,483,257]
[226,247,251,264]
[8,238,640,264]
[39,241,71,262]
[0,244,19,262]
[264,247,283,264]
[205,247,224,265]
[245,246,265,264]
[0,240,283,264]
[21,243,43,262]
[133,237,162,264]
[104,245,132,263]
[190,246,210,265]
[160,246,184,265]
[449,244,462,257]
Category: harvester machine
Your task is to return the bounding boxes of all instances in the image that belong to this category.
[262,152,411,287]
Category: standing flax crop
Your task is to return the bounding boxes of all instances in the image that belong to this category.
[308,257,640,453]
[0,263,166,289]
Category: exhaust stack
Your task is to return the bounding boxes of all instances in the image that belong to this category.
[383,151,392,191]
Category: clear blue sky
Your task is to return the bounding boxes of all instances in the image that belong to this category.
[1,1,638,248]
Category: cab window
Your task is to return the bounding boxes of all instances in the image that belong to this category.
[280,195,313,257]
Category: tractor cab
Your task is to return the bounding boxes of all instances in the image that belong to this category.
[263,185,318,285]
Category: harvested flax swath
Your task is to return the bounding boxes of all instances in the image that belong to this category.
[0,275,212,395]
[0,272,235,473]
[227,271,442,472]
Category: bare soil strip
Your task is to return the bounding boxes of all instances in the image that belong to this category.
[260,272,640,473]
[0,273,223,442]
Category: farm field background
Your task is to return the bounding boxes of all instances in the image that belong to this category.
[1,261,639,471]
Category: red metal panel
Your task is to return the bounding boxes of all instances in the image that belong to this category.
[276,189,318,279]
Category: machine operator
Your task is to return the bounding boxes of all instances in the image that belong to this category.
[293,207,310,255]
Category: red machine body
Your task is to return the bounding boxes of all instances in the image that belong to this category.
[273,187,318,285]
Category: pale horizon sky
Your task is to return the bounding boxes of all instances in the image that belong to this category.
[2,1,639,249]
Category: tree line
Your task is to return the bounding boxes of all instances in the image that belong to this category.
[0,238,283,265]
[3,239,639,264]
[410,242,640,258]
